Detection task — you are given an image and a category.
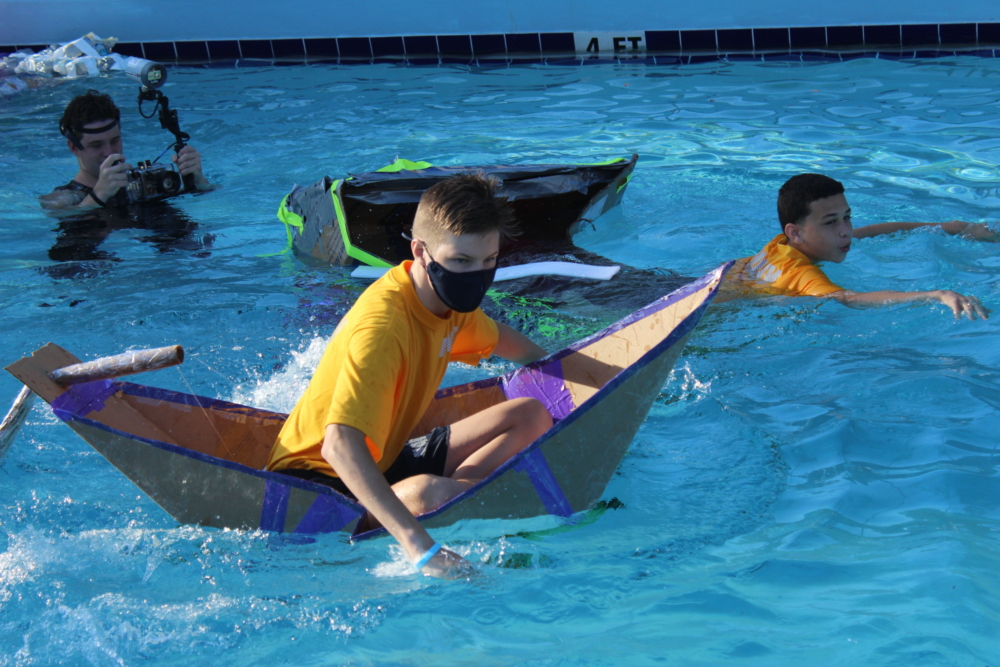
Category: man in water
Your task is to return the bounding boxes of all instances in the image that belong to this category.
[267,174,552,578]
[40,89,210,210]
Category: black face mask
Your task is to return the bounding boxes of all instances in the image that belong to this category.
[422,246,496,313]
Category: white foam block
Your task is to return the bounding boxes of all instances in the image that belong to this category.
[351,261,620,282]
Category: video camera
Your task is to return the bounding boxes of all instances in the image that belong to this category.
[120,57,196,202]
[123,160,183,203]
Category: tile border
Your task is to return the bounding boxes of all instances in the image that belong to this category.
[3,23,1000,65]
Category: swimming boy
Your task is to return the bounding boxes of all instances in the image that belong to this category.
[731,173,991,319]
[267,174,552,578]
[40,89,210,210]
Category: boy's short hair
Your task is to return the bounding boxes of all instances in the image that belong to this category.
[59,89,120,142]
[412,173,518,247]
[777,173,845,231]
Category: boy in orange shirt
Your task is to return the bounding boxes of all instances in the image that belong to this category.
[267,174,552,578]
[731,173,992,319]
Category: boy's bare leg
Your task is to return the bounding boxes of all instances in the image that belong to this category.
[366,397,552,525]
[444,397,552,481]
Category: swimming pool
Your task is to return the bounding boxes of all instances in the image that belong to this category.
[1,57,998,664]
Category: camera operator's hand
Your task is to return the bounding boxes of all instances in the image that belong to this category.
[89,154,133,205]
[173,145,210,190]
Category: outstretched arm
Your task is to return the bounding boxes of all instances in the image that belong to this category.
[321,424,470,578]
[829,289,989,320]
[853,221,999,241]
[493,321,547,365]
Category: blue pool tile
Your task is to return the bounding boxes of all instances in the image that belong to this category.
[827,26,864,47]
[914,50,955,59]
[403,36,438,56]
[472,34,506,55]
[878,51,908,60]
[505,33,541,54]
[407,56,441,65]
[438,35,473,55]
[725,53,761,62]
[754,28,790,51]
[940,23,976,45]
[717,29,753,52]
[440,56,475,64]
[680,30,717,52]
[115,42,144,58]
[863,25,901,46]
[541,33,575,53]
[207,40,241,60]
[175,41,209,62]
[304,39,338,58]
[978,23,1000,45]
[965,48,996,57]
[272,39,305,59]
[238,40,273,59]
[688,54,720,63]
[646,31,681,52]
[653,55,682,65]
[790,27,826,49]
[371,36,404,56]
[337,38,371,58]
[142,42,177,61]
[902,24,939,47]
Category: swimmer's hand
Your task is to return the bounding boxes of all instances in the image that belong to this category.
[934,290,990,320]
[90,153,133,205]
[172,145,211,189]
[940,220,1000,242]
[419,546,475,580]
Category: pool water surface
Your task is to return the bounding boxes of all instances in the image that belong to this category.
[1,57,999,665]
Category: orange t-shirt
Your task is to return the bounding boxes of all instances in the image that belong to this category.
[267,261,499,477]
[731,234,844,297]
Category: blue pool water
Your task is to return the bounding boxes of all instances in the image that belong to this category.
[1,58,999,664]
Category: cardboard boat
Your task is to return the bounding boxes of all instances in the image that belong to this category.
[5,263,729,539]
[278,155,638,268]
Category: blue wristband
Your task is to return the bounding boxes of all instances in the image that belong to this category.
[413,542,442,571]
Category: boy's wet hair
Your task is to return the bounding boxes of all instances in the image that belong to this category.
[777,173,845,231]
[59,89,120,141]
[412,173,518,247]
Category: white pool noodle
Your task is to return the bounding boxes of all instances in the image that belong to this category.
[351,261,620,282]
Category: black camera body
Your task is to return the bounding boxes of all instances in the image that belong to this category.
[124,160,183,203]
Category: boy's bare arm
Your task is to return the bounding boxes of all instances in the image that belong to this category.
[493,321,547,365]
[321,424,470,577]
[828,289,988,320]
[853,221,999,241]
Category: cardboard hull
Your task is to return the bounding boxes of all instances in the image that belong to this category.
[6,263,729,538]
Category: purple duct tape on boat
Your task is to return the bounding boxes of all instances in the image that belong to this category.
[502,358,573,422]
[260,479,291,532]
[514,448,573,517]
[50,379,117,420]
[294,493,362,534]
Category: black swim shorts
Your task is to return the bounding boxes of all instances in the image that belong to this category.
[277,425,451,499]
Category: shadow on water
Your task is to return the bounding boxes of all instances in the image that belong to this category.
[40,200,215,280]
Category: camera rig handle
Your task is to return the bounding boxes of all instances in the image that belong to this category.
[138,87,196,192]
